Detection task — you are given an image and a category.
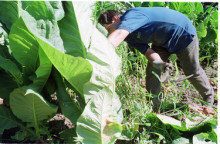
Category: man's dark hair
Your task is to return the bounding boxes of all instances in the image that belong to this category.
[98,10,121,25]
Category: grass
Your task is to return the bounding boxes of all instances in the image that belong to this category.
[115,42,218,143]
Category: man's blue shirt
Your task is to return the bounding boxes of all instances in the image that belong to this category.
[117,7,196,54]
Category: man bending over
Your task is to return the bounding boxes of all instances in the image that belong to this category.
[98,7,214,110]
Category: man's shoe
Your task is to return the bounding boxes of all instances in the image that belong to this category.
[203,96,214,105]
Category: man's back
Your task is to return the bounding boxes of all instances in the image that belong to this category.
[125,7,196,34]
[118,7,196,53]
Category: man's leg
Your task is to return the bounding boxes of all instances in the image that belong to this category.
[176,35,214,104]
[146,45,170,110]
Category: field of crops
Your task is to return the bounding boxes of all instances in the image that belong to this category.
[0,1,218,144]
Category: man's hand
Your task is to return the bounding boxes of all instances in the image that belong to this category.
[107,29,129,47]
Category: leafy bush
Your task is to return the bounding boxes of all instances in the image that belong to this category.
[0,1,122,143]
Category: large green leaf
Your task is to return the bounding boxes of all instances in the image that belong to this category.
[9,18,39,76]
[18,1,92,96]
[77,3,123,124]
[53,69,82,124]
[0,55,22,85]
[0,106,23,134]
[73,1,123,142]
[76,87,122,144]
[10,88,57,122]
[21,1,64,21]
[20,1,65,53]
[72,1,95,49]
[58,1,86,57]
[10,88,57,137]
[0,1,20,30]
[35,37,92,96]
[8,1,65,78]
[200,22,217,44]
[73,1,121,102]
[168,2,203,20]
[194,2,203,15]
[157,114,217,132]
[30,47,52,92]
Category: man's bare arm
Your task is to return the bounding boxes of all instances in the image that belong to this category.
[108,29,164,68]
[144,48,162,63]
[107,29,129,47]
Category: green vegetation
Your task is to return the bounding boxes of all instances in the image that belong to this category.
[0,1,218,144]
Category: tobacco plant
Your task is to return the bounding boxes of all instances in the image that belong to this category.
[0,1,122,143]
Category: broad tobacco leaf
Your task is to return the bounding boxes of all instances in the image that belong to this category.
[0,55,22,85]
[157,114,217,143]
[0,1,20,30]
[35,37,92,96]
[20,1,65,53]
[157,114,217,132]
[76,87,122,144]
[9,16,53,92]
[9,88,58,137]
[19,1,92,96]
[2,1,92,96]
[10,88,58,123]
[72,1,121,103]
[30,48,52,92]
[72,1,123,143]
[9,18,39,77]
[58,1,86,58]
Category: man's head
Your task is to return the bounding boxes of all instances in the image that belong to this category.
[98,10,121,34]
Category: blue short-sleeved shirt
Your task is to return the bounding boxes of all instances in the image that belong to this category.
[117,7,196,54]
